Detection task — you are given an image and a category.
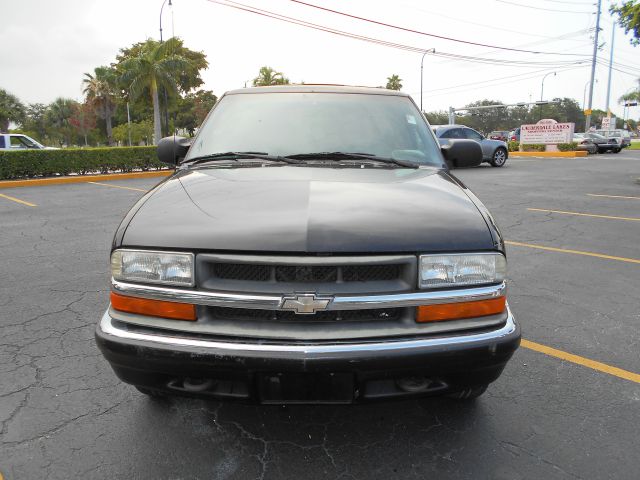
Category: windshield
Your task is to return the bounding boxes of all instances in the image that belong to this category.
[186,92,444,167]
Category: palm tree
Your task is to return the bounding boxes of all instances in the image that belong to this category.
[252,66,290,86]
[386,74,403,91]
[0,89,25,131]
[45,98,78,146]
[119,38,191,144]
[83,67,117,145]
[618,78,640,104]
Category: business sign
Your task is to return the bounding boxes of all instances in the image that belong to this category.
[601,117,616,131]
[520,119,575,145]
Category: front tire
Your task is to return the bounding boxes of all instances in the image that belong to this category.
[613,148,621,153]
[490,148,507,167]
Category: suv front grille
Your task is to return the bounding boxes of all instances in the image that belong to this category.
[212,263,401,284]
[207,306,402,323]
[197,253,417,295]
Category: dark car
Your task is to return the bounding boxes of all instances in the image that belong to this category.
[433,125,509,167]
[594,129,628,151]
[584,132,619,153]
[573,133,598,154]
[488,130,509,142]
[96,85,520,404]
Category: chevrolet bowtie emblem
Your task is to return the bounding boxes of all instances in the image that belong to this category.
[281,293,333,314]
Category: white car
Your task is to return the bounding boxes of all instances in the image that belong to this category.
[0,133,57,150]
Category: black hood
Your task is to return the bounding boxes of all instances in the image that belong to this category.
[119,166,496,253]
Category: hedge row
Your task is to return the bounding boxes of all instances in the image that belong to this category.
[0,146,167,180]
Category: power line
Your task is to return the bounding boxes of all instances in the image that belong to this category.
[420,65,589,99]
[494,0,593,14]
[539,0,594,5]
[209,0,589,68]
[287,0,589,56]
[394,1,593,41]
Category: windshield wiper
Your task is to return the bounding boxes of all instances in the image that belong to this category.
[182,152,302,166]
[284,152,420,169]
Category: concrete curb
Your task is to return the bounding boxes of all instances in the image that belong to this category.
[0,170,172,189]
[510,151,588,158]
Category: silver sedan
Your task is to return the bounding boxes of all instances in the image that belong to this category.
[432,125,509,167]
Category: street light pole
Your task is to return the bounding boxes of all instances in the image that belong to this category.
[122,90,132,147]
[540,71,556,101]
[605,22,616,115]
[420,48,435,112]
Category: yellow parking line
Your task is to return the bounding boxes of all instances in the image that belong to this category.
[505,240,640,264]
[587,193,640,200]
[0,193,37,207]
[521,339,640,384]
[87,181,147,192]
[527,208,640,222]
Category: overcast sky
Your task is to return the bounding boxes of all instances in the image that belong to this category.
[2,0,639,120]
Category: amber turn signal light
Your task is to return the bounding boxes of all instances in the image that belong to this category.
[110,291,197,321]
[416,297,506,323]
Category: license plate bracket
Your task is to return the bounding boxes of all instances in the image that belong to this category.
[257,372,355,404]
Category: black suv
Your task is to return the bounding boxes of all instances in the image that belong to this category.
[96,85,520,404]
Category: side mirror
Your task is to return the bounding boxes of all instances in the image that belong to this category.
[157,136,192,166]
[440,139,483,168]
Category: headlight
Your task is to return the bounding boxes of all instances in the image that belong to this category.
[111,250,195,287]
[419,253,506,289]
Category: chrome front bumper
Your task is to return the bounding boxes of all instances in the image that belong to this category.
[111,279,507,311]
[98,305,517,357]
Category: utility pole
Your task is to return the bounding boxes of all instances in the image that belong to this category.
[585,0,602,131]
[605,22,615,115]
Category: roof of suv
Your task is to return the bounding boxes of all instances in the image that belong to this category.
[226,84,410,96]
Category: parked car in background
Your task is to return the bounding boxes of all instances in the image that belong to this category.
[433,124,508,167]
[583,132,618,153]
[573,133,597,154]
[509,128,520,142]
[594,129,630,150]
[488,130,509,142]
[0,133,56,150]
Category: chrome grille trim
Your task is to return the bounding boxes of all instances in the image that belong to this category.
[111,279,506,311]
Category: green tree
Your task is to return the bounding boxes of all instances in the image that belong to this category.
[611,1,640,45]
[252,66,289,86]
[112,120,153,145]
[618,78,640,104]
[119,38,195,144]
[174,89,217,135]
[423,110,449,125]
[83,66,118,145]
[45,98,79,146]
[69,102,97,146]
[21,103,48,141]
[385,74,403,91]
[0,89,25,131]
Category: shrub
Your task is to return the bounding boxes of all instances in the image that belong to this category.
[522,144,546,152]
[557,142,578,152]
[0,146,166,180]
[507,141,520,152]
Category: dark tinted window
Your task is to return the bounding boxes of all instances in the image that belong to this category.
[188,92,444,166]
[463,129,483,141]
[0,136,4,148]
[439,128,464,139]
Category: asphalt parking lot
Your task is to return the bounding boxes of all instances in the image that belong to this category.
[2,151,639,480]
